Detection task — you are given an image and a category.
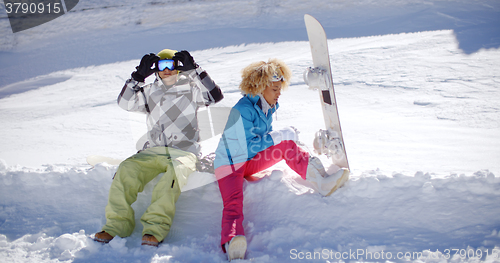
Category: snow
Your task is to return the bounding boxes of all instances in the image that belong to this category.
[1,0,500,262]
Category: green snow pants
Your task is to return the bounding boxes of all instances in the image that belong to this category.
[101,146,197,242]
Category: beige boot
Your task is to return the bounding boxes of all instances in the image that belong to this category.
[306,156,349,196]
[225,235,247,261]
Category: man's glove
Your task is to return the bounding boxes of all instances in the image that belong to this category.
[131,53,160,82]
[173,50,198,71]
[269,126,299,145]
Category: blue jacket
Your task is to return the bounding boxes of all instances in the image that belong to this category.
[214,94,279,169]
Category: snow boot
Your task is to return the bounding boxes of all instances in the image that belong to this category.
[306,156,349,196]
[142,234,161,247]
[93,231,114,243]
[225,235,247,261]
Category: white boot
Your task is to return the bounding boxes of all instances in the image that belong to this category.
[225,235,247,261]
[306,156,349,196]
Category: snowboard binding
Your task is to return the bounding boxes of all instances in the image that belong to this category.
[304,67,328,90]
[313,128,345,161]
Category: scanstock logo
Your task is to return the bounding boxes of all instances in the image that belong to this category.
[3,0,79,33]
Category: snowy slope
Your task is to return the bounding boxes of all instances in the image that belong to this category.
[1,0,500,262]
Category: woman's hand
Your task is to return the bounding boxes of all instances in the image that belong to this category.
[269,126,299,145]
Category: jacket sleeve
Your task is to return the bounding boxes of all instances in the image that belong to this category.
[117,78,149,113]
[188,67,224,106]
[215,108,249,167]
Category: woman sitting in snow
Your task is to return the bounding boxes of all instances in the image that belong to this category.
[213,58,349,260]
[93,49,223,247]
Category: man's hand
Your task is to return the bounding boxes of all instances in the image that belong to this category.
[131,53,160,82]
[173,50,198,71]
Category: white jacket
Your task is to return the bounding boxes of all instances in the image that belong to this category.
[117,67,223,155]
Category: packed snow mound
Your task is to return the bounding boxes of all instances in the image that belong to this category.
[1,163,499,262]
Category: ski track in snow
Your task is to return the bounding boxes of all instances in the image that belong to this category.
[1,0,499,87]
[1,0,500,262]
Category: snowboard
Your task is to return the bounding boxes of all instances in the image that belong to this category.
[304,14,350,171]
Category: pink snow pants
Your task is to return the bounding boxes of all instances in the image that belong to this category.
[215,141,310,250]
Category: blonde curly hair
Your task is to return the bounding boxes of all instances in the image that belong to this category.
[239,58,292,95]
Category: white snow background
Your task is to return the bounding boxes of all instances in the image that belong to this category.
[1,0,500,262]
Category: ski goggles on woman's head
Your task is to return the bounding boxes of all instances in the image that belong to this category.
[157,59,176,71]
[271,71,285,82]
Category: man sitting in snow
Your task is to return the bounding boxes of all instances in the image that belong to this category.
[93,49,224,247]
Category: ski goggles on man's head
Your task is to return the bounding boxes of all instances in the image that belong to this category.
[157,59,176,71]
